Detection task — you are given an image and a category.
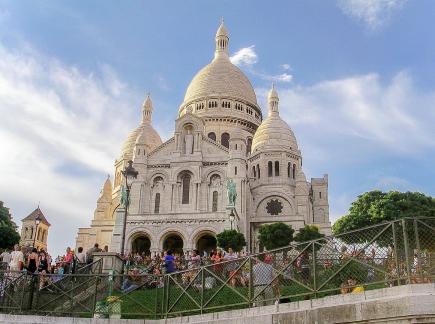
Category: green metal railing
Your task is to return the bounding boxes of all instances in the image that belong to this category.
[0,217,434,319]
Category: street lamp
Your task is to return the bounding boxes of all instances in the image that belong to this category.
[120,160,138,257]
[33,214,41,248]
[229,209,235,231]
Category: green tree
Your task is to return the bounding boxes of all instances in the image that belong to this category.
[332,191,435,248]
[294,225,325,244]
[293,225,326,252]
[258,222,294,251]
[216,230,246,252]
[0,202,20,250]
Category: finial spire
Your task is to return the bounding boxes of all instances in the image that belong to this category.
[268,84,279,116]
[142,93,153,124]
[215,19,229,59]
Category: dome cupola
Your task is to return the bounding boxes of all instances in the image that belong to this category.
[119,94,162,159]
[251,85,298,153]
[178,20,262,133]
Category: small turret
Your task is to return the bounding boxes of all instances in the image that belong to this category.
[142,93,153,124]
[215,18,229,59]
[268,83,279,116]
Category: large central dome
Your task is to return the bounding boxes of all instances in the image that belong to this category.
[178,21,262,130]
[183,55,258,106]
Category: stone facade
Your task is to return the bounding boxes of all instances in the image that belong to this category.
[76,22,331,254]
[20,207,50,251]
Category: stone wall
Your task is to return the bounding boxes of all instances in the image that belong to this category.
[1,284,434,324]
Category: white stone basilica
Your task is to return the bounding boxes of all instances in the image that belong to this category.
[76,22,331,255]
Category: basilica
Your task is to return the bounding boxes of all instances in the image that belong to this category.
[75,22,331,255]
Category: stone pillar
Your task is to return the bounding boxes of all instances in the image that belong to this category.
[93,252,124,274]
[109,207,125,253]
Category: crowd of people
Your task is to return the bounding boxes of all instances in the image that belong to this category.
[1,241,430,305]
[0,243,111,290]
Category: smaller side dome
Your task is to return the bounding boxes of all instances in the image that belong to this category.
[119,94,163,159]
[252,85,298,153]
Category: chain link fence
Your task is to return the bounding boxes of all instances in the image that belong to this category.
[0,217,434,319]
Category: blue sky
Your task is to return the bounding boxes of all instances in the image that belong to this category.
[0,0,434,258]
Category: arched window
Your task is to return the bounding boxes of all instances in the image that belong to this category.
[182,174,191,204]
[208,132,216,141]
[287,162,291,177]
[154,193,161,213]
[246,138,252,154]
[234,166,238,176]
[221,133,230,149]
[292,164,296,179]
[252,166,256,178]
[212,191,218,212]
[275,161,280,176]
[268,161,273,177]
[257,164,260,178]
[319,191,322,199]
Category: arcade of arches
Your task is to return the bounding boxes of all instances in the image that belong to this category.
[130,232,217,255]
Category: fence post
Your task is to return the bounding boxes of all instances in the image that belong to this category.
[391,222,401,286]
[312,242,317,299]
[91,275,99,317]
[402,218,412,284]
[164,275,170,318]
[248,256,253,307]
[200,268,204,314]
[413,218,422,281]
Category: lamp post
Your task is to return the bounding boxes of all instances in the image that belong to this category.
[120,160,138,257]
[33,214,41,248]
[229,209,235,231]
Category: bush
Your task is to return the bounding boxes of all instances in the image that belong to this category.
[216,230,246,252]
[258,222,294,250]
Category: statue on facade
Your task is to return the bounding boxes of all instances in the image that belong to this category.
[120,185,129,208]
[226,179,237,207]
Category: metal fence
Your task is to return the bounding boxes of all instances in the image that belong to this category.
[0,217,434,319]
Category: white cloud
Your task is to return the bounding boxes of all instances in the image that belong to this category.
[257,71,435,161]
[230,46,293,83]
[230,45,258,66]
[255,72,293,83]
[281,64,291,70]
[337,0,407,31]
[0,42,141,257]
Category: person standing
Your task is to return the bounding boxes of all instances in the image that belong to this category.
[86,243,102,264]
[0,249,11,270]
[26,248,39,274]
[224,247,239,286]
[252,254,275,306]
[9,244,24,273]
[76,247,87,266]
[38,251,50,289]
[63,247,73,274]
[164,250,176,274]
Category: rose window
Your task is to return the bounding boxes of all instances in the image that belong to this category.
[266,199,283,215]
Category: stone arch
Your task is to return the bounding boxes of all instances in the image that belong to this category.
[126,228,157,253]
[149,170,169,183]
[190,227,217,244]
[191,229,217,255]
[175,167,198,182]
[159,229,187,254]
[204,168,226,183]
